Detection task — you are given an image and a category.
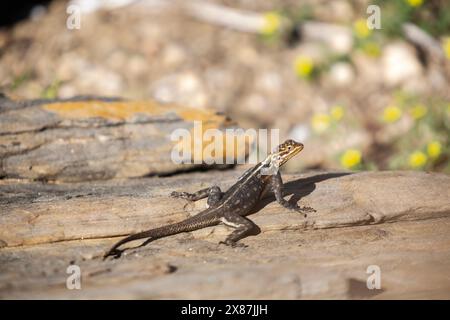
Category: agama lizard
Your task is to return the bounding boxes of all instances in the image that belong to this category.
[104,139,314,258]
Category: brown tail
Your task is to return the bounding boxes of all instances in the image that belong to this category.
[104,214,219,258]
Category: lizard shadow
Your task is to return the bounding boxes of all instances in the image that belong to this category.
[248,172,353,214]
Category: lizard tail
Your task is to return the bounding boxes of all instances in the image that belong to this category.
[104,214,218,258]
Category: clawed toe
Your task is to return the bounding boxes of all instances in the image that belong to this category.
[292,206,316,218]
[297,206,316,213]
[170,191,181,198]
[103,249,121,260]
[170,191,194,201]
[219,240,247,248]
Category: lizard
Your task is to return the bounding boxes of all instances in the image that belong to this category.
[104,139,315,259]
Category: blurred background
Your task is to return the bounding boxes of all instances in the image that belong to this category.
[1,0,449,173]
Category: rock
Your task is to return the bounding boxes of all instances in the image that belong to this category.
[288,124,310,143]
[240,94,270,121]
[161,43,186,67]
[126,54,148,78]
[302,22,353,54]
[254,72,283,95]
[375,114,414,144]
[297,125,372,170]
[327,62,355,87]
[352,51,383,85]
[0,170,449,298]
[151,72,208,109]
[382,42,423,87]
[0,96,242,182]
[56,55,125,95]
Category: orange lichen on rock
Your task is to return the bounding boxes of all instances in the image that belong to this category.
[42,100,251,165]
[42,100,226,124]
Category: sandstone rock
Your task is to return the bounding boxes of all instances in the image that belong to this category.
[151,72,209,109]
[382,42,423,87]
[327,62,355,87]
[302,22,353,54]
[161,43,186,67]
[0,170,449,299]
[0,96,241,182]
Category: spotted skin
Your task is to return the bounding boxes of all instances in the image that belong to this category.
[104,139,315,259]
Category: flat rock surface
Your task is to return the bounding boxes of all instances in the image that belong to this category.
[1,169,449,299]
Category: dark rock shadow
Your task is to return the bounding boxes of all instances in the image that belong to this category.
[249,172,353,214]
[347,278,385,299]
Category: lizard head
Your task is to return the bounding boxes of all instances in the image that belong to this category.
[271,139,304,167]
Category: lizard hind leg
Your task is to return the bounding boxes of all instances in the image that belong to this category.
[270,171,315,217]
[170,187,211,201]
[219,214,260,247]
[171,186,223,204]
[206,185,223,207]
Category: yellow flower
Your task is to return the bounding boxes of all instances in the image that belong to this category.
[261,12,282,36]
[294,55,314,79]
[362,42,381,57]
[443,37,450,60]
[409,104,427,120]
[353,19,371,39]
[311,113,331,133]
[330,105,344,121]
[340,149,362,169]
[406,0,424,7]
[427,141,442,159]
[408,151,427,168]
[383,105,402,123]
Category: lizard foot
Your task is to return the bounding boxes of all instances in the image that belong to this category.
[170,191,189,199]
[103,249,122,260]
[219,240,247,248]
[295,206,316,218]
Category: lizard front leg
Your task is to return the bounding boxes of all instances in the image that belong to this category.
[219,213,260,247]
[271,171,315,217]
[171,186,223,207]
